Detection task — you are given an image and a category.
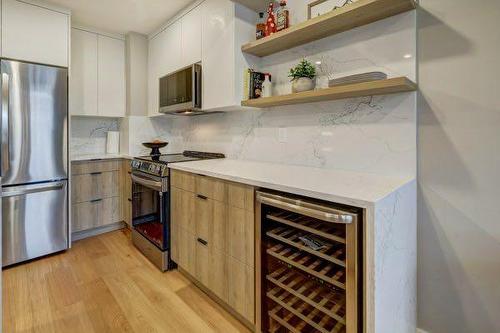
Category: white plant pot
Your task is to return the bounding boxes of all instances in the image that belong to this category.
[292,77,315,93]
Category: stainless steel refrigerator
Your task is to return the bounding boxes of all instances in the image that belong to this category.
[1,59,68,267]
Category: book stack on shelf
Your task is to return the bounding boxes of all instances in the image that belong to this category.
[243,69,268,100]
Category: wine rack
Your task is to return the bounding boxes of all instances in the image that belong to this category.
[256,191,361,333]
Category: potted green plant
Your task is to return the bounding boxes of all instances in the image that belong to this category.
[289,59,316,93]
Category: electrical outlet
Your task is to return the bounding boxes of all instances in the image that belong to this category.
[278,127,287,143]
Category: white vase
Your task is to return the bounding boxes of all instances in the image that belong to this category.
[292,77,315,93]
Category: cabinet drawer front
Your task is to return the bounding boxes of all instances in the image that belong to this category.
[177,228,196,275]
[100,197,122,226]
[195,240,209,286]
[194,195,212,242]
[227,182,254,211]
[72,197,121,232]
[209,201,228,253]
[195,175,226,202]
[72,200,100,232]
[72,160,121,175]
[171,170,195,192]
[72,171,120,203]
[171,187,196,234]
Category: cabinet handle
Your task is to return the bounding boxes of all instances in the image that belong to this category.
[127,198,132,202]
[197,238,208,246]
[90,198,102,203]
[90,172,102,176]
[196,194,208,200]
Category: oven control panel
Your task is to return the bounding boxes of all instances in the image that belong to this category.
[131,160,169,177]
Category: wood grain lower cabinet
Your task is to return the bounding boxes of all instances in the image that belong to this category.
[72,197,120,232]
[228,206,254,267]
[71,159,127,236]
[228,256,255,323]
[122,160,132,227]
[72,171,120,203]
[171,170,255,326]
[208,246,228,302]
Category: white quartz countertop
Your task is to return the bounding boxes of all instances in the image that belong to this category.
[71,153,132,162]
[169,159,414,207]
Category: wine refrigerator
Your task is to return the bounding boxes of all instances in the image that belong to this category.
[256,191,363,333]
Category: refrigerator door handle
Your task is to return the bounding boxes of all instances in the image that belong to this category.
[2,181,66,197]
[2,72,10,176]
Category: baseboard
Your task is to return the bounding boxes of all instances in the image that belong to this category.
[417,328,430,333]
[72,221,126,241]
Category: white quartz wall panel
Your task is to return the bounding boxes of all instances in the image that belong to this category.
[373,180,417,333]
[134,90,416,177]
[71,117,120,155]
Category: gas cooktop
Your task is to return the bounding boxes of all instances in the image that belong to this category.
[131,151,225,177]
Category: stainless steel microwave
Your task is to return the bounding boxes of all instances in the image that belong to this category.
[159,63,202,115]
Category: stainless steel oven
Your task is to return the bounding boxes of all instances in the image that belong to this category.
[130,170,171,271]
[159,63,202,115]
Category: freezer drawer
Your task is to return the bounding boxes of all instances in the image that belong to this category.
[2,181,68,266]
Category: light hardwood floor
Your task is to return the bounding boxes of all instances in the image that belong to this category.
[2,229,252,333]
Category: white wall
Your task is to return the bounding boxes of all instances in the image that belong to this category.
[418,1,500,332]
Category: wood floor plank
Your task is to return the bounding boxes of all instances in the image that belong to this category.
[3,230,252,333]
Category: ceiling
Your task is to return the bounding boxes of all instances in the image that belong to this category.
[48,0,195,35]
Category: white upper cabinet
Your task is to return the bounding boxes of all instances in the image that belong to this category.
[146,0,255,115]
[70,28,126,117]
[201,0,256,111]
[70,29,98,116]
[1,0,69,67]
[158,21,182,76]
[181,5,202,67]
[148,21,181,116]
[98,35,126,117]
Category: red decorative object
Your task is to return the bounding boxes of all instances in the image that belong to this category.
[265,2,277,37]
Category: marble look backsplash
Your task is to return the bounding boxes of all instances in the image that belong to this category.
[71,116,120,155]
[123,91,415,177]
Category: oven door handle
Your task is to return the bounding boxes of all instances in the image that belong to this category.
[131,173,163,192]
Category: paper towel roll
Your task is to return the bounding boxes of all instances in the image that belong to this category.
[106,131,120,154]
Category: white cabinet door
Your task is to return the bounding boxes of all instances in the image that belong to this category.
[1,0,69,67]
[98,35,126,117]
[157,21,182,76]
[181,5,202,67]
[201,0,235,110]
[148,35,161,116]
[70,29,98,116]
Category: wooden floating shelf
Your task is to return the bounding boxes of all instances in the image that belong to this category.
[242,77,417,108]
[241,0,418,57]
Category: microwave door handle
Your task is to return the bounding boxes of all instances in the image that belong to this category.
[193,65,201,109]
[192,66,197,108]
[1,73,10,177]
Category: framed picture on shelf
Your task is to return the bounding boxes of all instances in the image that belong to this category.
[307,0,355,19]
